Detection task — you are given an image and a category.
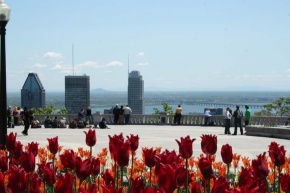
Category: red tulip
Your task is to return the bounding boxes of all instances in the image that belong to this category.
[13,141,23,160]
[238,167,256,187]
[55,172,74,193]
[130,176,146,193]
[155,163,180,193]
[127,134,139,152]
[176,135,196,159]
[268,141,286,167]
[37,161,50,178]
[201,134,217,155]
[198,156,215,180]
[221,144,233,165]
[0,153,8,172]
[76,157,92,182]
[102,183,123,193]
[29,173,42,193]
[27,141,39,157]
[7,165,27,193]
[47,136,59,155]
[84,129,96,147]
[60,149,76,170]
[251,152,269,178]
[6,132,17,153]
[20,151,35,173]
[101,169,114,186]
[80,184,98,193]
[176,166,193,189]
[43,165,57,186]
[108,133,124,159]
[144,186,162,193]
[0,172,4,193]
[155,149,181,175]
[115,140,130,167]
[91,157,100,176]
[190,181,202,193]
[280,173,290,193]
[143,147,156,168]
[211,176,230,193]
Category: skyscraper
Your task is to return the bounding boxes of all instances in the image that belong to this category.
[65,75,90,114]
[21,73,45,108]
[128,71,144,114]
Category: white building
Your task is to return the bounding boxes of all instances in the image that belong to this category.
[128,71,144,114]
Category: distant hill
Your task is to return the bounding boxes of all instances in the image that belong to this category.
[91,88,110,93]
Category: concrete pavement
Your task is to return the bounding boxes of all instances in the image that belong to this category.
[8,124,290,162]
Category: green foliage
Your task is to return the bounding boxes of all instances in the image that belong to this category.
[262,97,290,117]
[34,104,68,115]
[153,102,174,115]
[254,109,272,117]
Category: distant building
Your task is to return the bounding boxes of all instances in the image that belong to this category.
[65,75,90,114]
[128,71,144,114]
[21,73,45,108]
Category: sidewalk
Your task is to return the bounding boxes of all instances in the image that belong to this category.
[8,124,290,162]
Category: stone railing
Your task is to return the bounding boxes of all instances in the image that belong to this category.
[33,113,290,127]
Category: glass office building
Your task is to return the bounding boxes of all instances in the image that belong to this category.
[128,71,144,114]
[65,75,90,114]
[21,73,45,108]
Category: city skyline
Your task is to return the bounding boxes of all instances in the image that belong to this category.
[5,1,290,92]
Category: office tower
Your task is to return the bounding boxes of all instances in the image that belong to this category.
[128,71,144,114]
[65,75,90,114]
[21,73,45,108]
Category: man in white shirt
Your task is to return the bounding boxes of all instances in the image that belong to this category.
[123,105,132,124]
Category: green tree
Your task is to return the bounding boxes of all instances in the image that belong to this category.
[153,102,174,115]
[262,97,290,117]
[34,104,68,115]
[254,109,272,117]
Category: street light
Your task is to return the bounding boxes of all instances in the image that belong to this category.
[0,0,10,146]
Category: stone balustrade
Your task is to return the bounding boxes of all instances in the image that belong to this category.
[34,113,289,127]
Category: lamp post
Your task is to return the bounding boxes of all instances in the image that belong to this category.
[0,0,10,146]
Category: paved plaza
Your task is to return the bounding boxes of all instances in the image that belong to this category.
[8,124,290,162]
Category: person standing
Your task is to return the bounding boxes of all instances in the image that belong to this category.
[86,106,92,124]
[175,105,182,125]
[13,107,19,126]
[224,107,232,134]
[123,105,132,124]
[7,106,12,128]
[204,109,212,126]
[21,107,30,136]
[118,105,125,124]
[233,105,244,135]
[113,104,120,124]
[244,105,251,126]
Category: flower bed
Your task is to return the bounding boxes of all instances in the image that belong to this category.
[1,129,290,193]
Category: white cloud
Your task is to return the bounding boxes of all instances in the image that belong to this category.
[43,52,63,59]
[136,62,149,66]
[33,63,47,68]
[286,69,290,72]
[105,61,123,67]
[137,52,145,57]
[76,61,100,68]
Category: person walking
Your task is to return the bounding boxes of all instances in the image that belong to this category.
[21,107,30,136]
[244,105,251,126]
[123,105,132,124]
[224,107,232,134]
[232,105,244,135]
[174,104,182,125]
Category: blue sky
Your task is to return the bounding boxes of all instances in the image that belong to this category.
[5,0,290,92]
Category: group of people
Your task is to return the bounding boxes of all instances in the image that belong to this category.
[44,116,67,128]
[224,105,251,135]
[113,104,132,124]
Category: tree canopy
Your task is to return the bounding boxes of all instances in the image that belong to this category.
[153,102,174,115]
[255,97,290,117]
[34,104,68,115]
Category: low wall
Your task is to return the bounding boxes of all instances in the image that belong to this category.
[245,125,290,139]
